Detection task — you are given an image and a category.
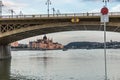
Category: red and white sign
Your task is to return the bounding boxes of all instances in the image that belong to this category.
[100,6,109,22]
[101,7,108,15]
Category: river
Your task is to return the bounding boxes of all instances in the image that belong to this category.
[0,49,120,80]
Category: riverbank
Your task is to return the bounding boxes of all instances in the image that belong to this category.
[11,48,63,51]
[11,47,120,51]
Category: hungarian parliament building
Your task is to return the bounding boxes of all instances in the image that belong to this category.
[28,35,63,50]
[11,35,64,50]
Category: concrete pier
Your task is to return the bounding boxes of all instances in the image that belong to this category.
[0,45,11,60]
[0,60,11,79]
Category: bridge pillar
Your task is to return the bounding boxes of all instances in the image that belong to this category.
[0,60,11,79]
[0,45,11,60]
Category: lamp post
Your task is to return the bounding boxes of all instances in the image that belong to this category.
[45,0,51,17]
[52,8,55,16]
[0,0,3,18]
[103,0,109,6]
[19,11,23,15]
[56,9,60,16]
[9,9,15,18]
[101,0,109,80]
[57,9,60,14]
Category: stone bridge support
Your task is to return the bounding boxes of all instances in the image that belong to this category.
[0,60,11,79]
[0,45,11,60]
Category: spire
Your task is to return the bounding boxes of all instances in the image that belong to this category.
[43,35,47,40]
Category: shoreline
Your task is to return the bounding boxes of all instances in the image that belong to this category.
[11,47,120,51]
[11,48,63,51]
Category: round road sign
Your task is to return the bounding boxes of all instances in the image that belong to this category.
[101,7,108,15]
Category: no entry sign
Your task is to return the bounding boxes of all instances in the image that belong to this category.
[101,7,108,15]
[100,6,109,22]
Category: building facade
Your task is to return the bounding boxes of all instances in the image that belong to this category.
[28,35,63,50]
[10,41,19,47]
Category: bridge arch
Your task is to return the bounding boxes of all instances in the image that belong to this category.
[0,23,120,45]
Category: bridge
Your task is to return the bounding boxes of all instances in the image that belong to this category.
[0,12,120,59]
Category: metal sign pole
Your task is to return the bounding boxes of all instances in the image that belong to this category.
[104,20,107,80]
[101,0,109,80]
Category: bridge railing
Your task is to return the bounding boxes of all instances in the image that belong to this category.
[1,12,120,19]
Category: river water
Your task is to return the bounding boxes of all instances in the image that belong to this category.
[0,49,120,80]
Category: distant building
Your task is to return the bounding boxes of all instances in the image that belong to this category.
[10,41,28,48]
[10,41,19,47]
[28,35,63,50]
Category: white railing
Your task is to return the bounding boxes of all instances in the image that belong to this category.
[1,12,120,19]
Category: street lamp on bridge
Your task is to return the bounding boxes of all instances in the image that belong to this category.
[45,0,51,17]
[52,8,55,16]
[103,0,109,6]
[0,0,4,18]
[9,9,15,18]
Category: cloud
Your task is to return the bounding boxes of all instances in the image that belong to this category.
[81,0,120,2]
[111,0,120,2]
[2,0,119,15]
[89,8,100,13]
[3,1,28,11]
[110,5,120,12]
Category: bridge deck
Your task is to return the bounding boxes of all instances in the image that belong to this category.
[1,12,120,20]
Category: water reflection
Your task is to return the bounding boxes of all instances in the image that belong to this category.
[30,52,54,80]
[0,60,11,80]
[10,49,120,80]
[10,51,54,80]
[43,52,51,80]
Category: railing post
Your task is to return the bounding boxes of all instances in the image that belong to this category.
[16,15,18,18]
[74,13,76,17]
[65,14,67,17]
[40,15,42,17]
[32,15,35,18]
[92,13,94,16]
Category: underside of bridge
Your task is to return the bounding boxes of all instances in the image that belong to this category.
[0,23,120,45]
[0,16,120,44]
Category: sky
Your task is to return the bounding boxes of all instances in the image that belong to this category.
[1,0,120,45]
[2,0,120,14]
[19,31,120,45]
